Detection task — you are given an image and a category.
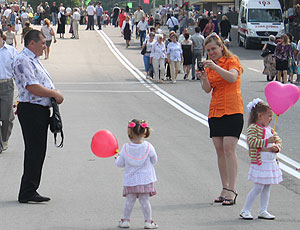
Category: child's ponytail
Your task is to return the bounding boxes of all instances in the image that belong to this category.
[144,126,151,138]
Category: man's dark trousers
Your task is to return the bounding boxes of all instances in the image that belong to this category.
[97,16,102,30]
[87,15,94,30]
[18,102,50,201]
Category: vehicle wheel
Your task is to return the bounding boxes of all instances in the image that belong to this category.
[244,37,251,49]
[238,34,243,47]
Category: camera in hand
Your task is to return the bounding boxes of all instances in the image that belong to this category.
[197,61,204,71]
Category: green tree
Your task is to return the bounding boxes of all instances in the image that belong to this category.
[27,0,81,12]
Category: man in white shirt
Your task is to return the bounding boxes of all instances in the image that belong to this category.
[86,2,95,30]
[166,14,179,32]
[72,8,80,39]
[0,29,18,154]
[174,4,180,19]
[137,16,149,47]
[160,5,167,26]
[3,6,12,18]
[21,11,30,27]
[14,30,64,203]
[134,6,145,39]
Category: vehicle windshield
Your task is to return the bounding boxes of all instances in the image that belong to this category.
[248,9,282,22]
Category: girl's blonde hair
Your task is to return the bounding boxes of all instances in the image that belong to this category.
[248,102,271,126]
[128,119,151,139]
[204,33,243,73]
[44,18,50,27]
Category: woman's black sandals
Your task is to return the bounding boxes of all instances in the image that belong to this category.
[214,188,226,203]
[222,188,238,206]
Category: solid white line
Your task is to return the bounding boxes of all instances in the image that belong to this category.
[279,162,300,179]
[55,81,142,85]
[98,29,300,179]
[61,90,153,93]
[278,153,300,169]
[247,67,261,73]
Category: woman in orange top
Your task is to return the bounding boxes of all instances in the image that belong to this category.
[197,33,244,206]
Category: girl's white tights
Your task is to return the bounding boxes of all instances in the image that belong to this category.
[243,183,271,213]
[123,193,152,222]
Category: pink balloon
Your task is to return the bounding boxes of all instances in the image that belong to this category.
[264,81,300,115]
[91,130,118,158]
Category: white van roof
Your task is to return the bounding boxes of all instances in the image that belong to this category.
[241,0,282,9]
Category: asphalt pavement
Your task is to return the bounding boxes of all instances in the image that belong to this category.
[0,25,299,230]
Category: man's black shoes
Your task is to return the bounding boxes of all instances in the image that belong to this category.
[19,194,51,203]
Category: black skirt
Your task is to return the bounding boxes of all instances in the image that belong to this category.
[123,23,131,40]
[276,58,288,71]
[208,113,244,138]
[182,44,193,65]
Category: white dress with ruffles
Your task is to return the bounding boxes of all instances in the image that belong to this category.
[248,126,283,184]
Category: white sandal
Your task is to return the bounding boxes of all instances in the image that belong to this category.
[118,219,130,228]
[144,220,158,229]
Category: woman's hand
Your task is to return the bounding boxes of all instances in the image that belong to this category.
[203,60,217,70]
[196,69,207,80]
[196,69,212,93]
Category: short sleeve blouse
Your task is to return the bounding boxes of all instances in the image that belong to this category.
[206,56,244,118]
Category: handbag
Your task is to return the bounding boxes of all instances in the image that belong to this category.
[49,98,64,148]
[141,41,147,55]
[261,48,270,57]
[170,17,178,30]
[69,24,73,34]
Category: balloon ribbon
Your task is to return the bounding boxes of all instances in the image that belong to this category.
[273,115,279,132]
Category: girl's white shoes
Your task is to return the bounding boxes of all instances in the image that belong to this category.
[118,220,158,229]
[240,210,275,220]
[144,221,158,229]
[118,219,130,228]
[258,211,275,220]
[239,211,253,220]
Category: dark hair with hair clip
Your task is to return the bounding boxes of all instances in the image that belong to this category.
[248,102,271,126]
[128,119,151,139]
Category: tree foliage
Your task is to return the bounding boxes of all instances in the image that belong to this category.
[27,0,81,11]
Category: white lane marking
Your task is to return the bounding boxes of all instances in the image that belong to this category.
[61,90,153,93]
[248,67,261,73]
[278,153,300,169]
[280,162,300,179]
[98,30,300,179]
[55,82,143,85]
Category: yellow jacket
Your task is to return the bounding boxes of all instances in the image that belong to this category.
[247,123,282,165]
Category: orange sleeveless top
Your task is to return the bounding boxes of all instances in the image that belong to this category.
[206,56,244,118]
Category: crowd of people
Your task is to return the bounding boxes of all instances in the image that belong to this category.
[111,4,234,83]
[262,33,300,84]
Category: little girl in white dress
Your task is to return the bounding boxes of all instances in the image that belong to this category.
[240,98,282,220]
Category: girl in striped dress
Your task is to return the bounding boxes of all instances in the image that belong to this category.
[240,99,282,220]
[115,119,158,229]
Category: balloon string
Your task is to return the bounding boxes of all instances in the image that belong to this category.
[273,115,279,134]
